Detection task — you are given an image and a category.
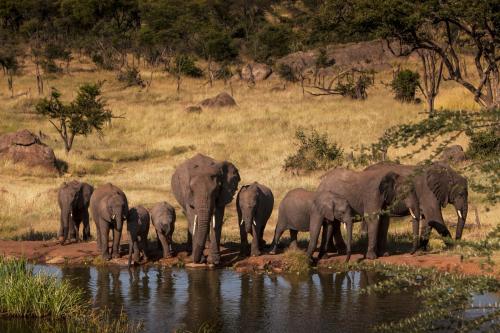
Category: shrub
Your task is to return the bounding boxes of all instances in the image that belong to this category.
[117,67,145,88]
[170,55,203,78]
[254,25,294,63]
[284,127,344,172]
[467,129,499,160]
[276,63,298,82]
[336,73,373,100]
[391,69,420,102]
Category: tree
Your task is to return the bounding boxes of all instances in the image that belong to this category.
[35,82,113,153]
[417,49,444,117]
[391,69,420,103]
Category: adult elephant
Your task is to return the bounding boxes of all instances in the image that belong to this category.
[317,168,399,259]
[171,153,240,265]
[57,180,94,244]
[365,161,468,247]
[90,183,129,260]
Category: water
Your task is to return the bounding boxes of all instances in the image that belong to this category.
[0,265,496,333]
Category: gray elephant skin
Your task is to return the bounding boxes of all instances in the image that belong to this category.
[236,182,274,257]
[127,205,150,266]
[90,183,129,260]
[171,153,240,265]
[307,191,354,261]
[57,180,94,244]
[270,188,316,254]
[151,201,176,259]
[317,168,399,259]
[365,161,468,248]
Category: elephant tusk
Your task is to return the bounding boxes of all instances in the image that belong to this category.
[70,212,73,217]
[409,208,416,219]
[112,214,116,220]
[253,220,256,226]
[193,215,197,236]
[240,219,244,226]
[212,215,216,229]
[343,223,346,231]
[457,210,462,219]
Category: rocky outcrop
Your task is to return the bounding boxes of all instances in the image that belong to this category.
[440,145,467,163]
[200,92,237,108]
[0,129,59,172]
[241,63,273,81]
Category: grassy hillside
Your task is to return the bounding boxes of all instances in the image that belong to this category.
[0,55,497,252]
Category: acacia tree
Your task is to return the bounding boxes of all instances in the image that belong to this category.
[417,49,443,117]
[35,82,113,153]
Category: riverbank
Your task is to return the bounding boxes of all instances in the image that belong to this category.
[0,240,497,278]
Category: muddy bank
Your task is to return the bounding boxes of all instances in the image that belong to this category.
[0,240,497,277]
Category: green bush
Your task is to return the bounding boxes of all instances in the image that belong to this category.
[284,127,344,172]
[391,69,420,102]
[170,55,203,78]
[117,67,145,88]
[336,73,373,99]
[276,63,298,82]
[254,25,294,63]
[467,129,499,160]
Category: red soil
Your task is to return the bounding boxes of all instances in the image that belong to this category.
[0,240,497,277]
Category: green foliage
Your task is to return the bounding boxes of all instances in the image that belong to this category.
[391,69,420,102]
[284,127,344,172]
[0,257,84,318]
[467,129,499,160]
[117,67,145,88]
[276,63,298,82]
[35,82,113,152]
[169,55,203,78]
[202,30,238,62]
[335,72,373,100]
[254,24,295,63]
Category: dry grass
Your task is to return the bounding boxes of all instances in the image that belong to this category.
[0,55,498,255]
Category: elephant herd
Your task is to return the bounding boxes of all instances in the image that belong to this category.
[57,153,468,265]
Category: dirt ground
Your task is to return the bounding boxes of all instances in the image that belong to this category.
[0,239,497,278]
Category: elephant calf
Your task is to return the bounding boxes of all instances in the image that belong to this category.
[57,180,93,244]
[236,182,274,257]
[270,188,317,254]
[127,205,150,266]
[150,202,176,259]
[90,183,128,260]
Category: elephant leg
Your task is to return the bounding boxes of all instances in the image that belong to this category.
[95,220,102,249]
[128,235,134,267]
[250,224,261,256]
[428,220,452,246]
[270,224,286,254]
[141,236,149,261]
[71,218,80,242]
[365,216,379,260]
[360,219,368,238]
[411,217,420,254]
[208,209,223,265]
[112,227,122,259]
[318,222,332,259]
[307,215,323,259]
[377,215,390,257]
[82,210,91,241]
[239,224,249,256]
[345,221,353,262]
[58,211,64,241]
[332,220,347,254]
[99,221,111,260]
[289,229,299,249]
[158,232,171,258]
[419,220,431,250]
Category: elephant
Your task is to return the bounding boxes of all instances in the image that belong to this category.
[317,168,400,259]
[150,201,176,259]
[89,183,128,260]
[365,161,468,248]
[306,191,354,262]
[57,180,94,244]
[236,182,274,257]
[127,205,150,267]
[171,153,240,265]
[269,188,316,254]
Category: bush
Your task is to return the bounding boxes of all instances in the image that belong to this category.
[336,73,373,99]
[170,55,203,78]
[467,129,499,160]
[284,127,344,172]
[203,31,238,62]
[391,69,420,102]
[117,67,145,88]
[276,63,298,82]
[254,25,294,63]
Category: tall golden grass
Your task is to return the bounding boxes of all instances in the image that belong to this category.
[0,55,497,248]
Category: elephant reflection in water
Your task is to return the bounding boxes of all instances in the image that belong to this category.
[238,274,266,332]
[181,270,222,332]
[61,266,92,298]
[128,266,150,304]
[94,266,124,311]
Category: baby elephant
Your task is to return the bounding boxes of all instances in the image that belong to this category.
[236,182,274,257]
[306,191,354,262]
[150,202,176,259]
[270,188,315,254]
[127,206,150,266]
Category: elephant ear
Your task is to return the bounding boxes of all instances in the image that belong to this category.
[217,161,241,206]
[379,172,399,206]
[426,165,451,207]
[313,191,336,221]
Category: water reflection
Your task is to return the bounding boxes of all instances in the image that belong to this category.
[3,265,492,333]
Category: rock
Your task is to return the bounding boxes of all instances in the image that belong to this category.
[200,92,237,108]
[241,63,272,81]
[46,256,66,264]
[185,105,202,113]
[0,129,59,173]
[440,145,467,163]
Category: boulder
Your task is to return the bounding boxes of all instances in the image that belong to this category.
[185,105,202,113]
[200,92,237,108]
[0,129,59,172]
[241,63,272,81]
[440,145,467,163]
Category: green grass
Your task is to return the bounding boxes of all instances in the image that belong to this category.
[0,258,84,318]
[282,248,310,274]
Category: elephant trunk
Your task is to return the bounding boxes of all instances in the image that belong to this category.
[455,205,468,240]
[243,214,254,234]
[192,208,211,263]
